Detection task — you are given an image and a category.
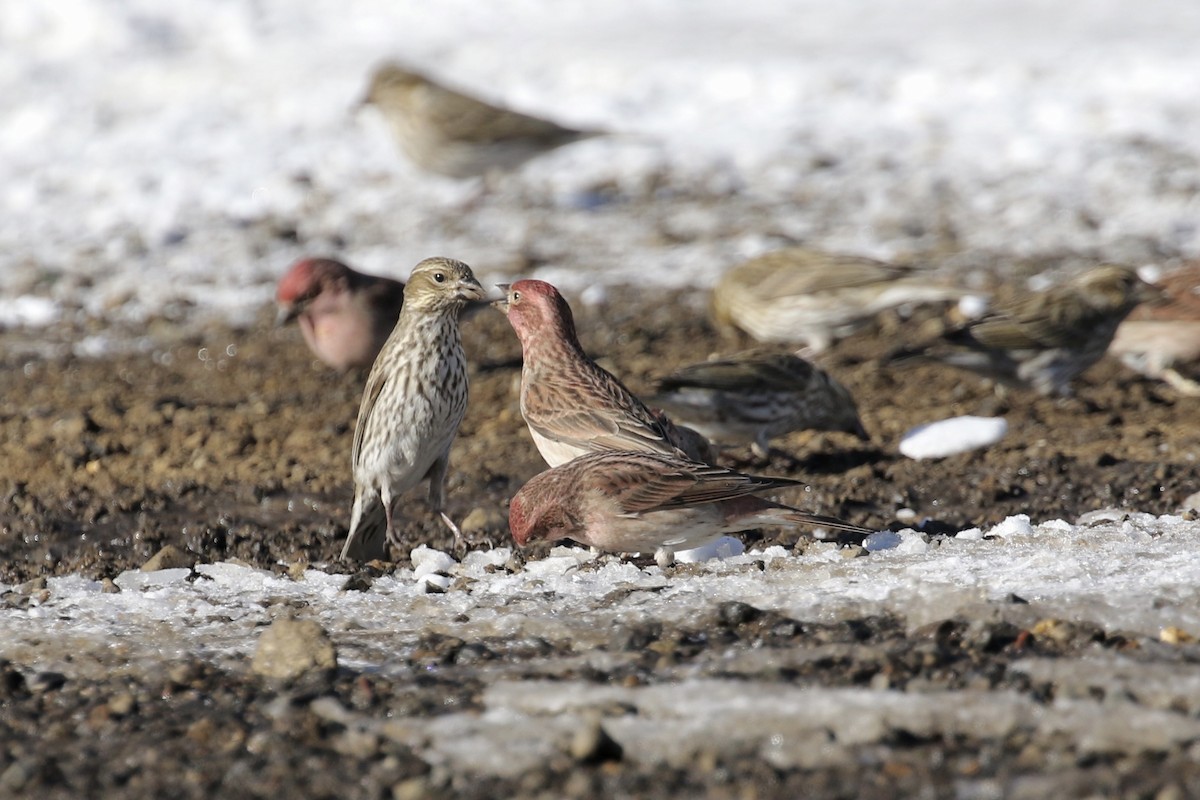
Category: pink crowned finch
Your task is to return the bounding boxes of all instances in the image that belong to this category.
[508,450,872,561]
[711,248,975,352]
[1109,262,1200,395]
[341,257,485,561]
[650,351,869,458]
[361,63,603,179]
[494,279,712,466]
[889,264,1164,396]
[276,257,406,372]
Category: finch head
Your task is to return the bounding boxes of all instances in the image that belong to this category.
[494,279,578,347]
[405,257,486,311]
[275,258,352,324]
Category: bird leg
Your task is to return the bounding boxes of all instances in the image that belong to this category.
[380,485,398,552]
[426,454,465,550]
[439,512,463,542]
[1163,367,1200,396]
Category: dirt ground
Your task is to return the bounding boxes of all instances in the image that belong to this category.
[2,288,1199,798]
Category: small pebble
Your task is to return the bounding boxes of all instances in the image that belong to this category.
[107,691,136,716]
[251,617,337,680]
[142,544,192,572]
[392,778,429,800]
[1160,626,1197,645]
[418,574,452,594]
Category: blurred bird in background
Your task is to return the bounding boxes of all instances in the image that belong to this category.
[1108,262,1200,395]
[711,248,977,353]
[360,63,603,179]
[276,258,406,373]
[650,351,868,458]
[888,264,1164,396]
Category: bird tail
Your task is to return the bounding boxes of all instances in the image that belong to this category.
[881,343,933,368]
[748,498,874,537]
[883,331,1002,376]
[341,490,390,561]
[776,508,874,536]
[728,495,873,538]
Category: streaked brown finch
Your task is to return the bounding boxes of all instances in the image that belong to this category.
[341,257,485,560]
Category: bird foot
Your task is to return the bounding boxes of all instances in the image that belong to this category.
[793,344,823,362]
[439,511,467,555]
[1163,368,1200,396]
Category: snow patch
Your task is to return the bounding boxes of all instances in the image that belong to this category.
[899,416,1008,459]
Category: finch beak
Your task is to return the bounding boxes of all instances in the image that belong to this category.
[491,284,512,312]
[1137,281,1169,307]
[457,278,487,302]
[275,303,302,327]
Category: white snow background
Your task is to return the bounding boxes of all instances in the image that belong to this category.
[3,0,1200,321]
[2,0,1200,753]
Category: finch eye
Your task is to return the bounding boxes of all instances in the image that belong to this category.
[512,291,521,301]
[433,272,446,283]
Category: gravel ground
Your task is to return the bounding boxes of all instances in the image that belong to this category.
[2,287,1199,798]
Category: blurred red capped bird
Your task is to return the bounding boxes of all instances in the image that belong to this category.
[276,258,406,373]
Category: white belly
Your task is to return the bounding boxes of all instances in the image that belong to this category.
[529,428,589,468]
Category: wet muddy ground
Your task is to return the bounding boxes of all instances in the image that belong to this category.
[2,288,1199,798]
